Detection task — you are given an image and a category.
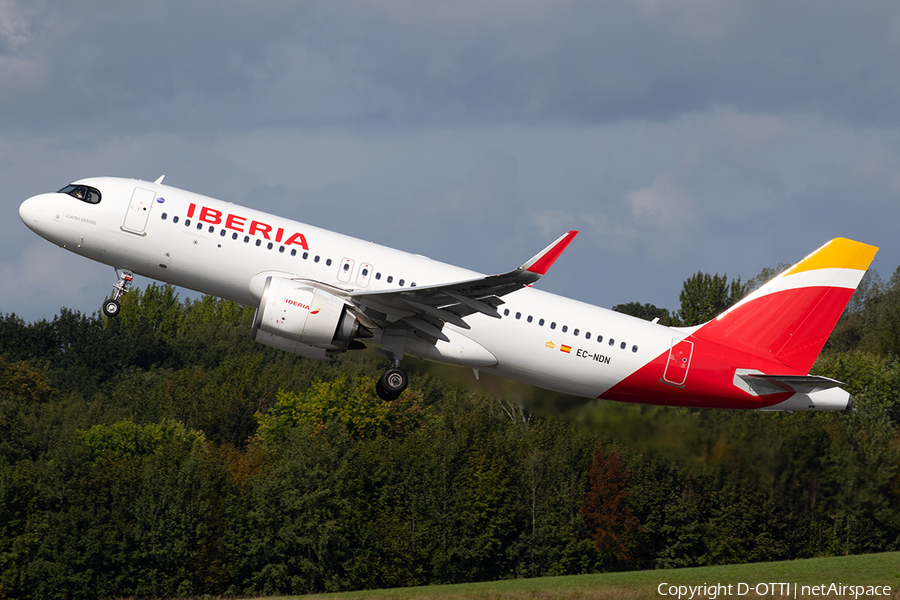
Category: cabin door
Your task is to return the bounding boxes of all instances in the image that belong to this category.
[122,187,156,234]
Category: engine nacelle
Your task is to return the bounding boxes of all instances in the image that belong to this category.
[252,276,367,351]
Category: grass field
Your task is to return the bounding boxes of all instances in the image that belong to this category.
[263,552,900,600]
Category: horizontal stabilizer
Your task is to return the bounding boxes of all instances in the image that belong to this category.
[735,371,853,411]
[744,373,845,393]
[735,370,846,396]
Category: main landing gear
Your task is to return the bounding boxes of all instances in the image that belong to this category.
[376,358,409,401]
[102,269,133,317]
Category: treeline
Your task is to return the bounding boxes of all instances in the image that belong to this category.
[0,270,898,599]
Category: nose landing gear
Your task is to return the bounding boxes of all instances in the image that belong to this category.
[102,269,134,317]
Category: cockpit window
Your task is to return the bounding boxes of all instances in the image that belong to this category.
[58,184,101,205]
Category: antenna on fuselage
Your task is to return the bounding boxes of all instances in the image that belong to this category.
[154,175,165,185]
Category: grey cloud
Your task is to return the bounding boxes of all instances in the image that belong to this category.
[5,1,900,323]
[4,0,900,138]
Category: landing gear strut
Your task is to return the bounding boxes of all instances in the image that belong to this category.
[376,358,409,401]
[102,269,133,317]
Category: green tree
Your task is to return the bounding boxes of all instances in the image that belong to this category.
[677,273,746,326]
[0,356,51,404]
[1,419,231,599]
[256,375,426,443]
[613,302,679,326]
[224,424,357,595]
[743,263,791,295]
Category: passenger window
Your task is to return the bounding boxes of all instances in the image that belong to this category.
[609,338,615,346]
[185,219,191,227]
[232,232,238,240]
[562,325,568,333]
[597,335,603,343]
[620,342,626,349]
[326,258,332,266]
[515,312,521,320]
[550,322,556,330]
[574,329,580,336]
[387,276,393,283]
[539,318,545,326]
[586,332,591,340]
[399,279,405,287]
[173,216,179,224]
[255,239,262,247]
[161,213,168,220]
[314,256,320,263]
[375,273,381,280]
[527,315,533,323]
[504,309,510,316]
[632,345,639,353]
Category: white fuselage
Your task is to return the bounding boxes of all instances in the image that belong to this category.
[19,177,676,399]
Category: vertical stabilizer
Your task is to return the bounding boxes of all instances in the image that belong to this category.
[692,238,878,372]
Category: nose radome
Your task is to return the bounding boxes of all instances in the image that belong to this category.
[19,195,44,228]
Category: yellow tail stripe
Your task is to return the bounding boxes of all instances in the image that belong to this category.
[782,238,878,276]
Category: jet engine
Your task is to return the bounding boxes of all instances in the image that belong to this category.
[251,276,370,352]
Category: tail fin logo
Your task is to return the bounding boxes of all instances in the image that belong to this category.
[695,238,878,373]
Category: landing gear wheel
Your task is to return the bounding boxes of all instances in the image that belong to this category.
[376,367,408,401]
[104,269,134,319]
[102,299,121,318]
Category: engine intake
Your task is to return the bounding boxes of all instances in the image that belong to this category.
[252,276,369,352]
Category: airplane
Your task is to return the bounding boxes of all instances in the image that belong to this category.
[19,176,878,410]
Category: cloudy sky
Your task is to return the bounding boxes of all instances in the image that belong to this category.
[3,0,900,322]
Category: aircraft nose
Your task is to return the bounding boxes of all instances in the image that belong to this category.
[19,194,45,229]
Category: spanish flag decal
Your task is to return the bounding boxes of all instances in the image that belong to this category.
[560,345,572,353]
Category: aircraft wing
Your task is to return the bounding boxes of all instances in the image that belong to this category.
[348,230,578,341]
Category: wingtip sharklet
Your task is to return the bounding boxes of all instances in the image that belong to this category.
[522,230,579,275]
